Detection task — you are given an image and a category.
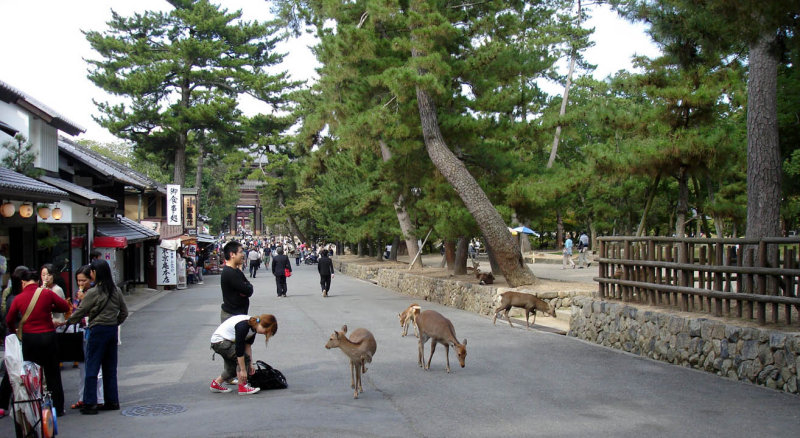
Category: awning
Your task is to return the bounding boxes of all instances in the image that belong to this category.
[0,167,69,203]
[197,233,216,244]
[95,215,160,245]
[39,176,117,208]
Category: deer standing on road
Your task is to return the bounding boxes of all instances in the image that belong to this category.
[416,310,467,373]
[398,303,421,337]
[493,291,556,329]
[325,325,377,399]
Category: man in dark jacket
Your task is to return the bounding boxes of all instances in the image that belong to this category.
[220,241,253,322]
[271,247,291,297]
[317,250,335,297]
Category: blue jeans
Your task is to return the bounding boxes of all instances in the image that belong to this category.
[84,325,119,406]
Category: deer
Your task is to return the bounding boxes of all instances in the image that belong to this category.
[398,303,421,337]
[476,271,494,285]
[493,291,557,329]
[415,310,467,373]
[324,325,377,399]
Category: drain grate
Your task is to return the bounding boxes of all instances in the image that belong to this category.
[121,403,186,417]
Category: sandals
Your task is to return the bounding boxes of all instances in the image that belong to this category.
[71,401,85,409]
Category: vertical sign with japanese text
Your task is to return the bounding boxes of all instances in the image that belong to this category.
[167,184,181,226]
[156,246,177,286]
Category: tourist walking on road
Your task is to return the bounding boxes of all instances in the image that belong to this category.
[65,259,128,415]
[577,231,591,268]
[220,241,253,322]
[271,247,291,297]
[248,247,261,278]
[562,235,576,269]
[209,314,277,396]
[318,250,335,297]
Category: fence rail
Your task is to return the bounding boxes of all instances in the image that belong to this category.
[594,236,800,326]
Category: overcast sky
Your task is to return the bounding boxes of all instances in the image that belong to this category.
[0,0,659,144]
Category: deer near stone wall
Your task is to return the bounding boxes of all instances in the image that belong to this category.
[493,291,556,329]
[325,325,377,399]
[415,310,467,373]
[398,303,421,337]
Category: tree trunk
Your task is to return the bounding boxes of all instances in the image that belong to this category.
[675,166,689,238]
[556,210,564,249]
[379,140,422,268]
[444,239,456,271]
[194,142,204,190]
[174,136,187,186]
[453,237,468,275]
[357,240,365,257]
[746,33,781,240]
[636,172,661,237]
[389,235,399,261]
[547,0,580,169]
[483,236,501,276]
[276,190,307,244]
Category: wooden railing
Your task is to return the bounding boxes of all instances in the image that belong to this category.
[595,236,800,326]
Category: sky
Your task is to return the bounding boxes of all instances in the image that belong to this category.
[0,0,660,144]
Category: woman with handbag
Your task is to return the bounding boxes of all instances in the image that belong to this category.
[5,267,72,416]
[65,259,128,415]
[68,265,104,411]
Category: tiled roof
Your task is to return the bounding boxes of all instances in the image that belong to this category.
[0,166,69,202]
[95,215,160,244]
[39,176,117,208]
[0,80,85,136]
[58,137,164,192]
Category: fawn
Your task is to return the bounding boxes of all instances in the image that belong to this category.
[325,325,377,399]
[493,291,556,329]
[398,303,421,337]
[415,310,467,373]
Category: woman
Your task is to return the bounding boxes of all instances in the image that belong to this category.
[0,266,32,417]
[5,267,72,416]
[68,264,104,410]
[65,259,128,415]
[40,263,67,327]
[209,313,277,396]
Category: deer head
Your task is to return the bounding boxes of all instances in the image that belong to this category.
[455,338,468,368]
[325,325,348,349]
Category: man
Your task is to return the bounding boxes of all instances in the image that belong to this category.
[562,235,576,269]
[317,249,335,297]
[220,241,253,322]
[271,247,291,297]
[247,247,261,278]
[578,231,591,268]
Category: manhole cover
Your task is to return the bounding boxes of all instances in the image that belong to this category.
[121,403,186,417]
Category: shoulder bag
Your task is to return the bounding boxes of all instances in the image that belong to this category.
[56,323,85,362]
[248,360,287,390]
[16,287,43,340]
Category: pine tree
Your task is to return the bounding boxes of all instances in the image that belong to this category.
[1,134,42,177]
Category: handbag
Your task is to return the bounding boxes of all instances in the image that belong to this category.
[248,360,287,390]
[284,268,291,278]
[56,323,85,362]
[16,287,43,340]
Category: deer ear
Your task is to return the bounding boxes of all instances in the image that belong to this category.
[462,338,467,346]
[341,325,348,333]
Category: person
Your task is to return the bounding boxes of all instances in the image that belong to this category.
[317,249,335,297]
[68,265,104,410]
[384,244,391,259]
[64,259,128,415]
[220,241,253,322]
[209,313,277,396]
[578,231,591,268]
[262,245,272,268]
[5,267,72,416]
[247,247,261,278]
[40,264,67,325]
[468,242,476,260]
[562,235,576,269]
[271,247,291,297]
[0,266,35,417]
[295,244,302,266]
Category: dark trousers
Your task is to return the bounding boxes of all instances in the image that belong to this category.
[275,275,287,296]
[84,325,119,406]
[18,332,65,414]
[249,261,259,277]
[320,275,332,293]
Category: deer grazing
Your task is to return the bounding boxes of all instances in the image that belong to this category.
[415,310,467,373]
[325,325,377,399]
[398,303,421,337]
[493,291,556,329]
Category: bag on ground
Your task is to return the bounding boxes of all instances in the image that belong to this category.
[249,360,287,390]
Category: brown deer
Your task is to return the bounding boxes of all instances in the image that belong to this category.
[398,303,421,337]
[493,291,556,329]
[476,271,494,285]
[325,325,377,399]
[416,310,467,373]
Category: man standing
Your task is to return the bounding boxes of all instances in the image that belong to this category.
[578,231,591,268]
[562,235,576,269]
[317,249,335,297]
[247,246,261,278]
[221,241,253,322]
[271,247,291,297]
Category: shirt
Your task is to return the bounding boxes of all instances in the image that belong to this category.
[210,314,256,357]
[220,265,253,315]
[6,284,71,334]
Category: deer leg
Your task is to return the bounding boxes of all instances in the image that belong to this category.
[492,306,500,325]
[505,308,514,327]
[525,309,531,329]
[354,364,361,399]
[531,310,537,327]
[426,341,437,370]
[444,344,451,373]
[350,360,356,389]
[418,336,426,368]
[412,319,419,338]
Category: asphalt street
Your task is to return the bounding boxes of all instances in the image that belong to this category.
[2,261,799,437]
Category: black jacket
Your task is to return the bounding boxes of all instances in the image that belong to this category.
[271,254,291,277]
[220,265,253,315]
[318,256,334,276]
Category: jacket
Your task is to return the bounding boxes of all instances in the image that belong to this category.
[271,254,291,277]
[6,284,71,334]
[66,284,128,328]
[220,265,253,315]
[318,256,334,276]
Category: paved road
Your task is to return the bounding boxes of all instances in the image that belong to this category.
[3,262,799,437]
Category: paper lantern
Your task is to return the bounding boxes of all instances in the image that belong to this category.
[52,207,63,220]
[38,206,51,219]
[19,203,33,218]
[0,202,14,218]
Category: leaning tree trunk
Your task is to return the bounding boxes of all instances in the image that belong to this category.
[483,236,502,276]
[379,140,422,268]
[636,172,661,237]
[556,210,564,249]
[389,235,399,261]
[453,237,469,275]
[276,190,308,244]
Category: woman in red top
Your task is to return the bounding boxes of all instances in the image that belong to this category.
[5,268,72,416]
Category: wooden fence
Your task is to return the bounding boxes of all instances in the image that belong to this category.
[595,236,800,326]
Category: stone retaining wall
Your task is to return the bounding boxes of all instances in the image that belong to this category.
[569,296,800,394]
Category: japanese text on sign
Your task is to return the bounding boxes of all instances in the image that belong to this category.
[167,184,181,226]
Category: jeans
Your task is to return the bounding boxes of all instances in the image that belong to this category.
[78,328,104,404]
[84,325,119,406]
[276,275,287,296]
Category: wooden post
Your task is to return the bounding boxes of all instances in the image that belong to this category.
[699,245,707,312]
[784,248,794,325]
[648,239,656,305]
[679,241,689,312]
[623,240,631,301]
[599,239,606,299]
[714,242,724,317]
[656,245,664,305]
[746,247,755,321]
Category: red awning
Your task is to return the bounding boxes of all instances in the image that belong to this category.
[93,236,128,248]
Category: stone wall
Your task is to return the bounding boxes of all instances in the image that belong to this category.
[569,296,800,394]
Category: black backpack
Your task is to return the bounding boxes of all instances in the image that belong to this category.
[249,360,288,390]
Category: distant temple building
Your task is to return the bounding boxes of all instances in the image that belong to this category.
[230,179,266,235]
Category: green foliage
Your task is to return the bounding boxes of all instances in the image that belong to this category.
[1,134,42,177]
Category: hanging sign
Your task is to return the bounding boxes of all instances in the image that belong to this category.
[167,184,181,226]
[156,246,177,286]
